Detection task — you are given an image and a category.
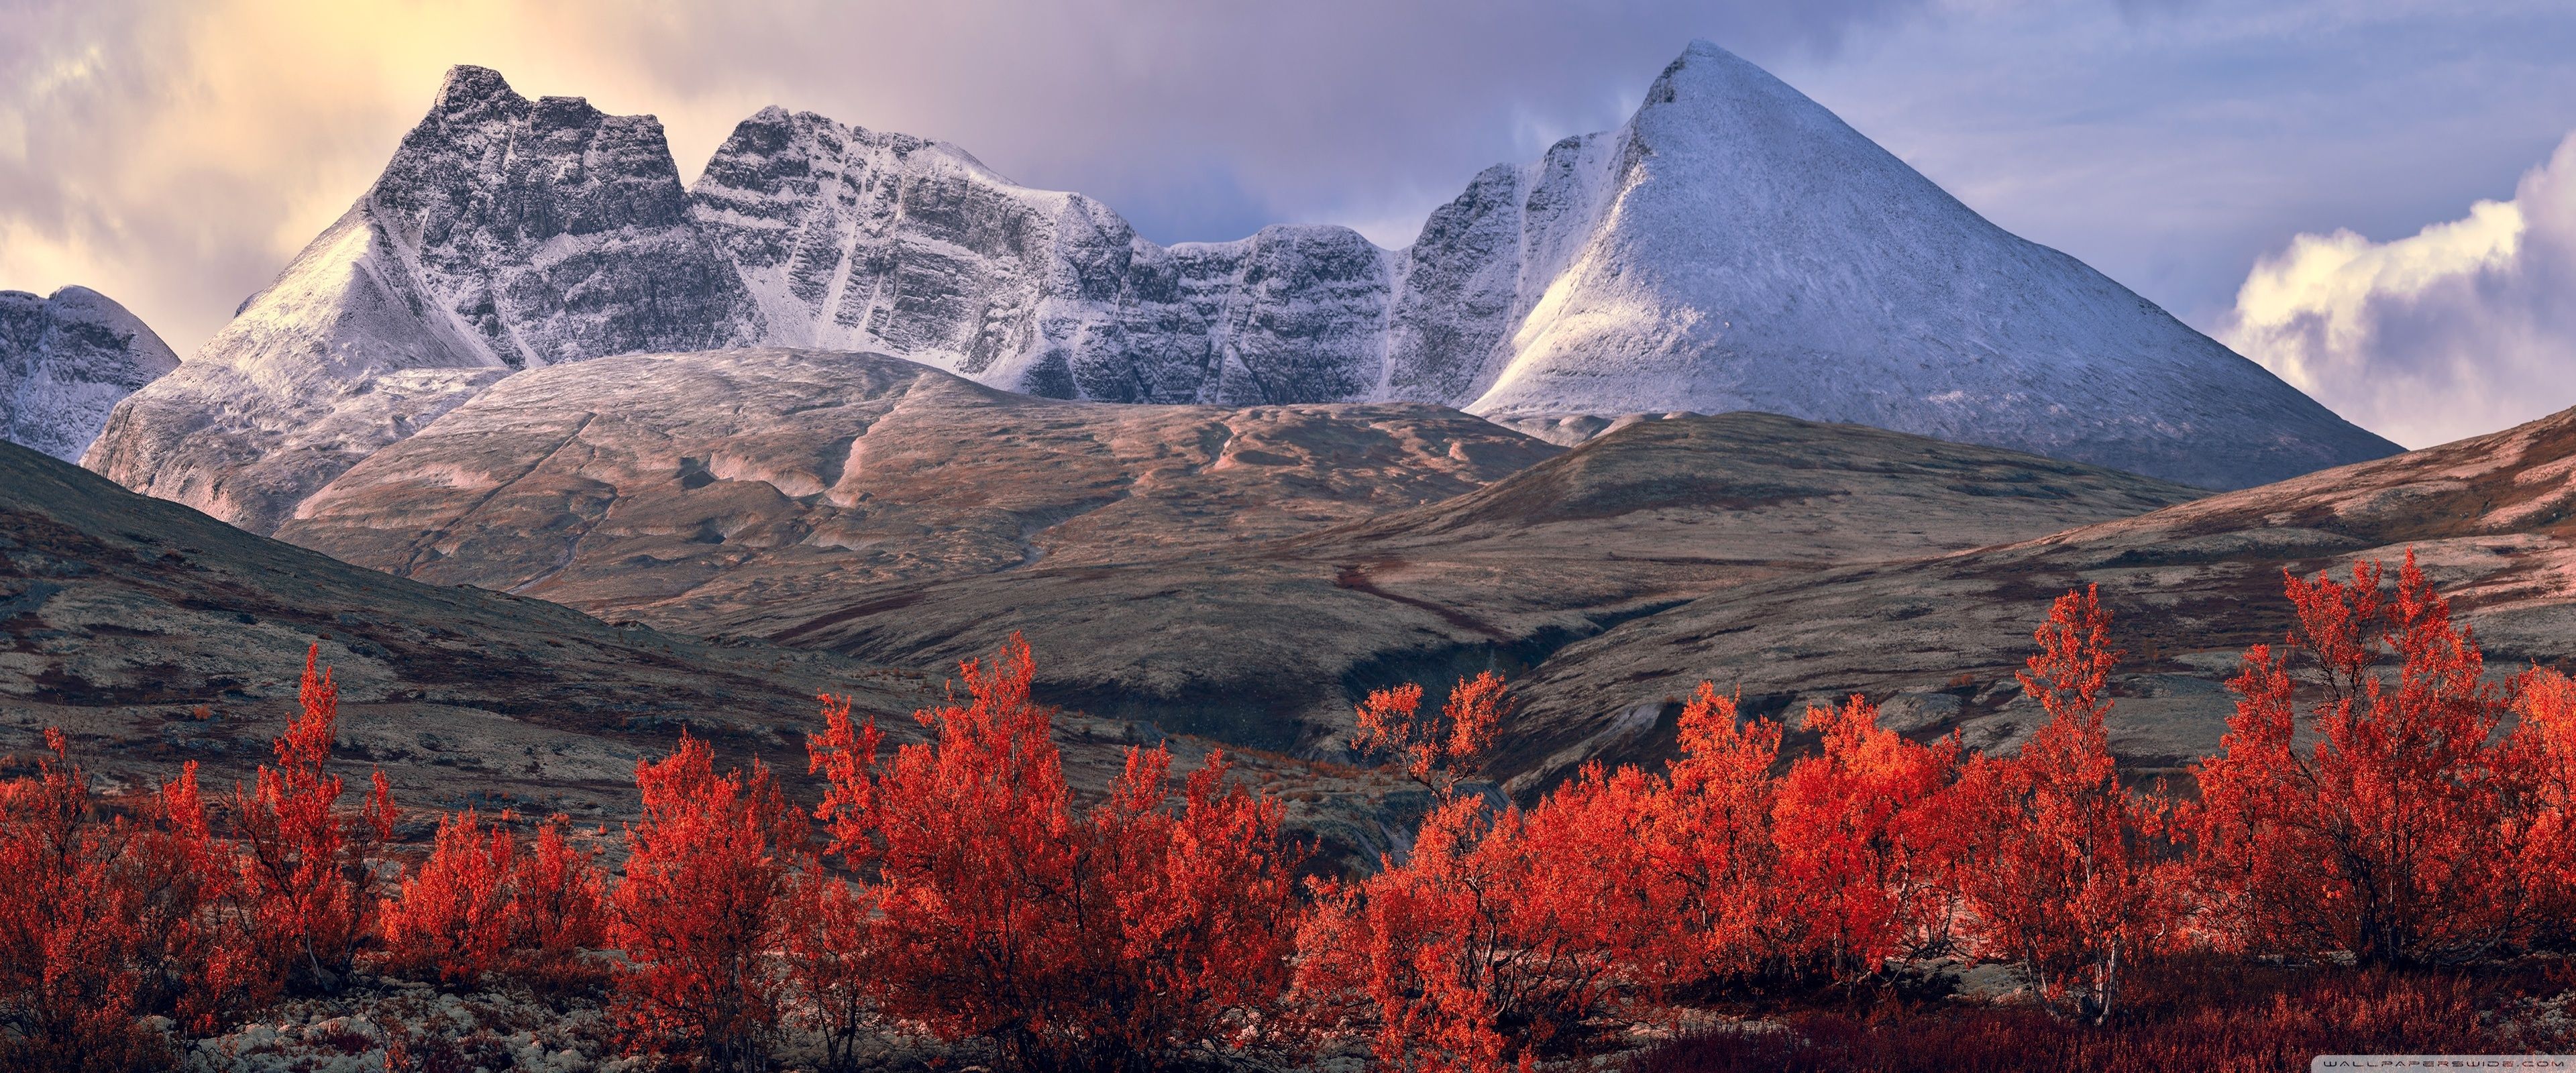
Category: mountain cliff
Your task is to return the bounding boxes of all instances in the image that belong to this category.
[1,286,176,462]
[83,66,757,532]
[88,42,2398,533]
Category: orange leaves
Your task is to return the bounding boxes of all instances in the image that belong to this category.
[2515,669,2576,946]
[609,730,803,1070]
[0,731,172,1069]
[1354,670,1513,793]
[379,808,513,984]
[1953,585,2173,1023]
[378,809,606,991]
[1633,684,1786,988]
[508,815,608,989]
[807,633,1305,1072]
[1772,695,1962,983]
[1297,795,1520,1073]
[23,565,2576,1065]
[1353,682,1429,779]
[223,644,397,995]
[0,730,245,1068]
[2195,551,2543,967]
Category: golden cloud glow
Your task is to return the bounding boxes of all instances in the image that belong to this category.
[2220,133,2576,449]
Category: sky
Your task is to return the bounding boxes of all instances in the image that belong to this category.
[3,0,2573,448]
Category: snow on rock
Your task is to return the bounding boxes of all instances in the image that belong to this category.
[91,42,2399,533]
[85,66,759,534]
[0,286,176,463]
[688,41,2394,491]
[690,106,1393,404]
[1458,42,2398,490]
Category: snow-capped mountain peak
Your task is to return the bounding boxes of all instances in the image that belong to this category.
[87,44,2397,534]
[1,286,178,463]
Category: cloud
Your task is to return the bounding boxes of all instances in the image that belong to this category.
[0,0,1931,362]
[2220,132,2576,448]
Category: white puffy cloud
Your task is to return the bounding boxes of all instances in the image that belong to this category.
[2221,132,2576,448]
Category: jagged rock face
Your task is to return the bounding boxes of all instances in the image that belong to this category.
[689,108,1392,405]
[372,66,758,370]
[675,42,2394,490]
[84,66,757,534]
[90,42,2402,534]
[0,287,177,462]
[274,347,1556,632]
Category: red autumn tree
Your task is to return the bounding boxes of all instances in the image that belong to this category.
[507,813,608,990]
[780,866,879,1073]
[1770,695,1962,984]
[378,807,515,984]
[223,645,398,994]
[0,731,248,1070]
[1953,585,2174,1023]
[1305,759,1696,1072]
[808,636,1305,1073]
[2197,553,2540,966]
[0,729,172,1071]
[1297,795,1520,1073]
[380,809,608,991]
[1353,670,1511,796]
[610,730,804,1072]
[2512,668,2576,948]
[1636,683,1787,989]
[1305,670,1675,1070]
[789,694,883,1073]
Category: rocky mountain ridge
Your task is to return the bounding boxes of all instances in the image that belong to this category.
[87,41,2395,536]
[1,286,177,462]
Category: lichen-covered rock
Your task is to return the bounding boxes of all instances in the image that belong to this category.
[0,286,176,462]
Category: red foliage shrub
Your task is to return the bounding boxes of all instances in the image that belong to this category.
[2516,667,2576,948]
[1637,683,1788,989]
[507,813,608,990]
[808,635,1305,1072]
[0,731,248,1070]
[1771,695,1962,984]
[780,867,878,1073]
[609,730,804,1071]
[379,808,515,984]
[1299,771,1676,1073]
[221,644,398,994]
[1300,673,1693,1070]
[2194,553,2543,966]
[380,809,609,991]
[1353,669,1511,793]
[1951,585,2177,1022]
[1298,795,1518,1073]
[0,730,176,1071]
